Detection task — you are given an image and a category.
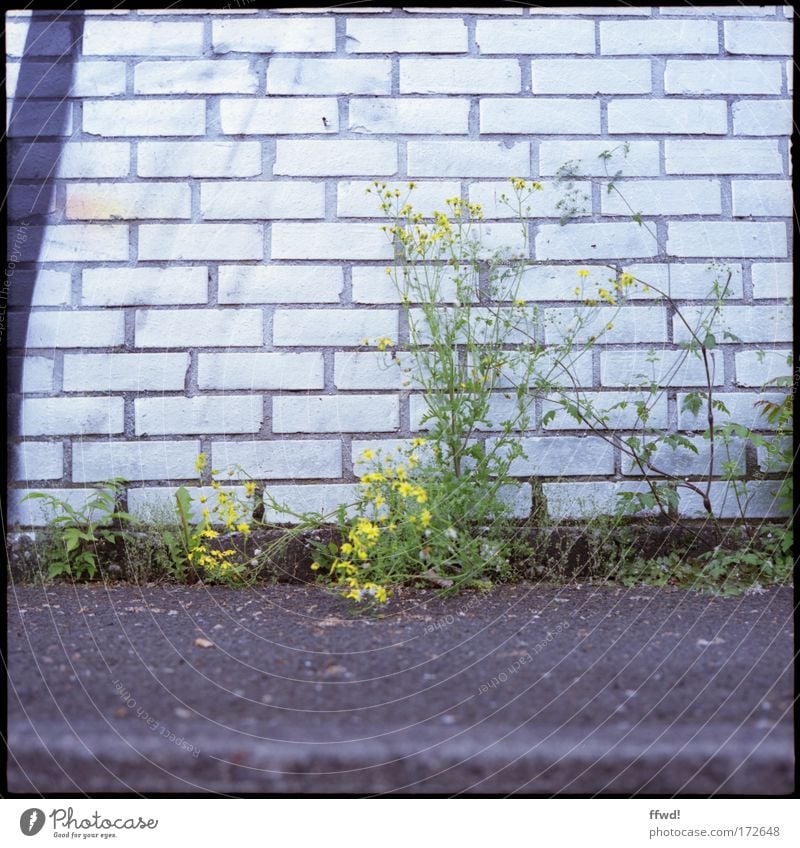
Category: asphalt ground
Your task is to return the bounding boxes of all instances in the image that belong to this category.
[5,582,795,795]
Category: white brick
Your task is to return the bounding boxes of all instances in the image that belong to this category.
[352,439,432,474]
[135,396,263,436]
[732,180,792,216]
[542,392,669,430]
[410,393,530,432]
[667,222,787,257]
[272,224,393,260]
[349,98,469,134]
[273,308,397,347]
[481,99,601,134]
[787,60,793,95]
[138,224,263,260]
[346,18,467,53]
[338,180,461,218]
[664,60,783,94]
[400,58,520,93]
[403,7,522,13]
[11,356,54,392]
[545,305,666,345]
[660,6,776,16]
[732,100,793,135]
[19,397,124,436]
[9,489,109,527]
[219,99,338,134]
[63,353,189,392]
[351,265,456,304]
[409,304,531,346]
[528,6,651,13]
[601,350,723,388]
[213,18,335,53]
[200,181,324,220]
[10,442,63,481]
[219,266,342,304]
[408,141,529,177]
[492,436,615,477]
[273,396,399,433]
[9,225,128,263]
[334,352,405,390]
[72,441,202,483]
[82,267,207,306]
[211,440,342,480]
[481,348,594,389]
[83,100,204,136]
[135,309,262,348]
[724,21,793,55]
[468,181,566,218]
[601,20,719,54]
[622,436,744,477]
[10,142,130,179]
[608,99,727,134]
[5,21,75,56]
[134,59,258,94]
[6,60,126,97]
[673,305,792,344]
[536,222,657,261]
[476,20,595,53]
[83,20,204,55]
[259,484,359,524]
[531,59,652,94]
[735,351,793,386]
[621,263,744,299]
[679,481,786,519]
[751,263,792,299]
[601,179,721,216]
[539,140,660,176]
[198,352,324,390]
[665,140,783,174]
[757,437,791,472]
[126,486,251,525]
[268,58,390,94]
[8,271,71,307]
[65,183,191,220]
[543,482,655,520]
[273,140,396,176]
[7,99,72,137]
[138,141,262,178]
[512,264,609,300]
[678,391,787,430]
[13,311,125,349]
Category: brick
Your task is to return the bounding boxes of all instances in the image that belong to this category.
[273,140,397,176]
[8,224,128,263]
[512,264,609,300]
[679,391,788,431]
[408,141,529,177]
[475,348,594,389]
[673,305,792,344]
[601,179,721,216]
[134,59,258,94]
[9,489,108,527]
[9,356,54,393]
[7,100,72,137]
[600,20,719,54]
[83,100,205,136]
[83,20,204,55]
[273,396,399,433]
[352,439,433,475]
[529,7,651,13]
[660,6,777,16]
[346,18,467,52]
[6,60,127,98]
[410,393,530,432]
[126,486,251,525]
[219,99,338,134]
[545,305,666,345]
[536,222,657,261]
[66,183,191,220]
[531,59,652,94]
[622,436,744,477]
[268,58,390,94]
[135,396,263,436]
[19,397,124,436]
[724,21,792,55]
[400,58,520,93]
[259,484,359,524]
[619,263,744,299]
[490,436,615,477]
[731,180,792,216]
[735,350,793,386]
[135,309,262,348]
[213,18,335,53]
[12,311,124,349]
[538,140,660,176]
[10,442,63,481]
[137,141,262,178]
[211,440,342,480]
[667,222,787,258]
[481,99,601,134]
[349,98,470,134]
[476,20,595,53]
[338,180,461,218]
[665,140,783,174]
[542,481,655,519]
[409,304,531,346]
[732,100,793,135]
[218,266,342,304]
[82,267,207,306]
[757,437,791,472]
[272,224,393,260]
[5,21,75,57]
[609,99,727,134]
[664,60,783,94]
[198,353,324,390]
[273,308,397,347]
[468,181,566,218]
[138,224,263,260]
[63,353,189,392]
[72,441,202,483]
[600,350,723,388]
[7,184,58,220]
[403,7,522,13]
[334,352,406,390]
[541,392,669,430]
[10,142,130,179]
[8,271,71,307]
[751,263,792,299]
[679,481,786,519]
[200,181,325,220]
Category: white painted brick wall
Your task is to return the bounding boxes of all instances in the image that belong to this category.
[8,7,793,524]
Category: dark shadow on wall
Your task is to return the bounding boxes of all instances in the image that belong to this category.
[5,11,83,435]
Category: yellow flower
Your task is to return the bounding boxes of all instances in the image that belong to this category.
[607,323,614,331]
[577,269,590,278]
[361,449,374,461]
[194,453,207,472]
[411,438,426,448]
[376,337,394,352]
[341,542,353,555]
[237,523,250,535]
[201,529,219,539]
[244,481,257,498]
[420,509,432,528]
[311,562,320,571]
[574,287,581,296]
